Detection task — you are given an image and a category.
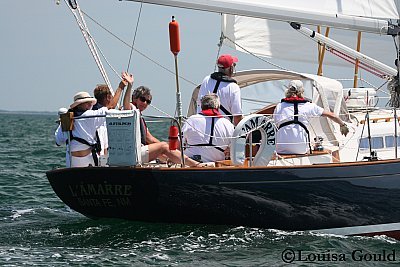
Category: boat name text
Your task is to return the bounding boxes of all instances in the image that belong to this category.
[69,183,132,197]
[241,116,275,145]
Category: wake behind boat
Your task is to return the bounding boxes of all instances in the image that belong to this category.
[48,0,400,239]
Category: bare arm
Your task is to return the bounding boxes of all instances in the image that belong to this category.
[321,110,345,126]
[233,115,243,126]
[122,72,134,110]
[107,81,126,109]
[322,110,349,136]
[146,128,160,144]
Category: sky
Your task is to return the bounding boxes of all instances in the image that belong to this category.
[0,0,398,116]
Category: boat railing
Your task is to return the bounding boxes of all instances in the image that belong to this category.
[59,106,400,167]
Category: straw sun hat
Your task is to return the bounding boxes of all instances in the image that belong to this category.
[70,91,97,109]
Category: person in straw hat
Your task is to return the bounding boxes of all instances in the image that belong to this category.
[55,72,132,167]
[273,80,349,155]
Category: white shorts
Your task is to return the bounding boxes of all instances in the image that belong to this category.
[70,154,95,167]
[141,145,149,163]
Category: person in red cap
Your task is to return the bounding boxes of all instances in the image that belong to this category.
[196,54,243,125]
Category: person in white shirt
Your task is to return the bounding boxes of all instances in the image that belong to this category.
[183,94,234,162]
[273,80,349,155]
[55,91,109,167]
[197,54,243,125]
[122,78,200,167]
[55,73,131,167]
[92,80,127,155]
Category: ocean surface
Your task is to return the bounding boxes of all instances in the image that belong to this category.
[2,112,400,266]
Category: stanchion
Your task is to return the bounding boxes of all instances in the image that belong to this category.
[169,16,185,166]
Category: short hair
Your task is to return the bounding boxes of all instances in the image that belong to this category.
[285,80,304,98]
[217,66,232,75]
[93,84,111,104]
[201,93,220,110]
[132,86,152,100]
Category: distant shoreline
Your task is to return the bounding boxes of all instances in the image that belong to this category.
[0,110,57,115]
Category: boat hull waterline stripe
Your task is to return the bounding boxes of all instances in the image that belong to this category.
[218,173,400,185]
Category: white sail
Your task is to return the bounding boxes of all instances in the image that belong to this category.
[126,0,398,34]
[220,0,399,67]
[222,16,397,66]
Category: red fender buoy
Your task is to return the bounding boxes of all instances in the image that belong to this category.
[169,16,180,55]
[168,125,179,150]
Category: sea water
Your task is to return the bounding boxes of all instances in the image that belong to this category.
[1,112,400,266]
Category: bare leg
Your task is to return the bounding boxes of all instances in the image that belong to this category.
[147,142,199,167]
[147,142,168,161]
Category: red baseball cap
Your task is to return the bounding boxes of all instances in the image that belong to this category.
[217,54,238,69]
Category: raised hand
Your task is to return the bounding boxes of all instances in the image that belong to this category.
[121,71,134,86]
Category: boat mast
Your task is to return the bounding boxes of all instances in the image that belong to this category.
[353,32,362,88]
[64,0,113,93]
[317,26,329,76]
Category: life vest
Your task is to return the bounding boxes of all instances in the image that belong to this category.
[277,97,312,153]
[91,102,103,110]
[186,109,225,156]
[139,116,147,145]
[130,103,147,145]
[67,109,102,166]
[210,72,237,122]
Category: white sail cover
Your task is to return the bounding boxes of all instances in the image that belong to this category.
[128,0,398,33]
[232,0,399,20]
[222,0,399,65]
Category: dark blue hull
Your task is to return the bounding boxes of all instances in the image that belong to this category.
[46,159,400,237]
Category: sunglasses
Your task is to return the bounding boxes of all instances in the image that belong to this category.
[139,96,152,105]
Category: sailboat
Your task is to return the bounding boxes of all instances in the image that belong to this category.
[47,0,400,239]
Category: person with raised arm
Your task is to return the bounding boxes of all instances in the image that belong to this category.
[55,72,131,167]
[92,74,130,155]
[122,76,200,167]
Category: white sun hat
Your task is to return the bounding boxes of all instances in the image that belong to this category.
[70,91,97,109]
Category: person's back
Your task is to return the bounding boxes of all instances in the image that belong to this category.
[197,54,242,125]
[274,101,323,154]
[92,77,129,155]
[55,92,108,167]
[273,80,349,155]
[184,94,234,162]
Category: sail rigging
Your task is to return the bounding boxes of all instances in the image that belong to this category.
[125,0,400,79]
[65,0,113,92]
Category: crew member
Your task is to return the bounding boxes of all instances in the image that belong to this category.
[183,93,234,162]
[273,80,349,154]
[197,54,243,125]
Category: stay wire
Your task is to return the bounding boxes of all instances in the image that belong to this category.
[126,1,143,72]
[81,10,197,86]
[223,35,288,71]
[214,28,224,72]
